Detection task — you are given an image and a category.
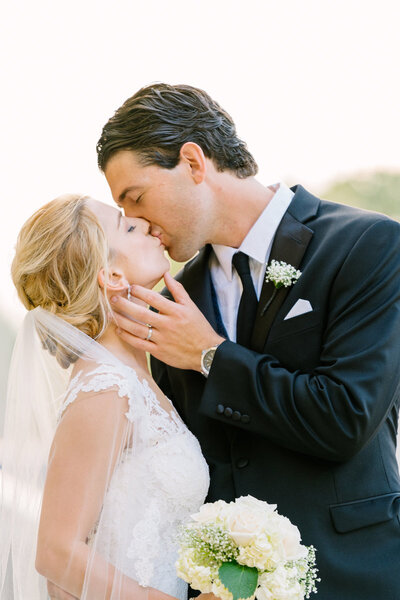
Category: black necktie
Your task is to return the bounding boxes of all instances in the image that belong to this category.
[232,252,258,347]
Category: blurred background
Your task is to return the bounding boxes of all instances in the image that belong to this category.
[0,0,399,435]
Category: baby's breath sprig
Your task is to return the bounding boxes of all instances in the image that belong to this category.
[180,524,239,566]
[265,260,302,290]
[291,546,320,599]
[261,260,302,316]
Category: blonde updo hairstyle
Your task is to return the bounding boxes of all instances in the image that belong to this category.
[12,194,112,367]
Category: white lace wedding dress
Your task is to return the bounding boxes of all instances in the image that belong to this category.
[60,361,210,600]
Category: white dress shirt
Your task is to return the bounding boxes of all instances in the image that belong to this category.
[210,182,294,342]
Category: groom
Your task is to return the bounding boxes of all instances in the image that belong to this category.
[97,84,400,600]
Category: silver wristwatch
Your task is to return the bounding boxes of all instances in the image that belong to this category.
[200,345,219,378]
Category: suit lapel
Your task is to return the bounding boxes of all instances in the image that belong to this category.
[250,188,317,352]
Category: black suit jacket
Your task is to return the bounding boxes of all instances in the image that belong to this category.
[151,186,400,600]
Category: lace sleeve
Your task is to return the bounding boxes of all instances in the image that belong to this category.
[59,363,136,422]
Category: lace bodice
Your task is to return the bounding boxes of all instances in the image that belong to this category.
[61,362,210,600]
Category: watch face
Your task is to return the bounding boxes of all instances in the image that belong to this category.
[203,349,216,371]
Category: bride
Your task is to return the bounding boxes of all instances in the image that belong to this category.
[0,194,211,599]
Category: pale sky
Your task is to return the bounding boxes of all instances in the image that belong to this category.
[1,0,399,326]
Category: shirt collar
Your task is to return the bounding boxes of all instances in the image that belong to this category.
[212,182,294,281]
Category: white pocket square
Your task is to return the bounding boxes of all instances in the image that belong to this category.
[284,299,313,320]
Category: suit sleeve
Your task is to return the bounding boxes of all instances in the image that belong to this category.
[199,218,400,462]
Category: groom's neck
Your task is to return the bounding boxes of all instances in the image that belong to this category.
[207,175,276,248]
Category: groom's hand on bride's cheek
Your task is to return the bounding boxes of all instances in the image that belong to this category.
[110,272,225,371]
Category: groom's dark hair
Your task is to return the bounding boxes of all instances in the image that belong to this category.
[96,83,258,178]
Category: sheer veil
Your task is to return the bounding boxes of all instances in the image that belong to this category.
[0,306,153,599]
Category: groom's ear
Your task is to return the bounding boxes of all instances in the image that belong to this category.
[98,268,129,292]
[179,142,206,184]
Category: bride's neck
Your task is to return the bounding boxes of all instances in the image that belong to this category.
[98,323,149,373]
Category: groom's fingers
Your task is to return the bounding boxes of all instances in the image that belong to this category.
[129,275,191,311]
[116,327,155,354]
[112,311,157,341]
[110,277,225,370]
[110,296,164,323]
[163,271,189,304]
[126,285,178,314]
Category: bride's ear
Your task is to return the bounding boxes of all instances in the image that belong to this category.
[98,268,129,293]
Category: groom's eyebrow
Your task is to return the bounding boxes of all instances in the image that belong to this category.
[119,185,141,203]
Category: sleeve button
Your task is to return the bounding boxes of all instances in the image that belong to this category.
[232,411,241,421]
[236,458,249,468]
[241,414,250,424]
[216,404,225,414]
[224,407,233,417]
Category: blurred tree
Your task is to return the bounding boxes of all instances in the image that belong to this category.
[322,171,400,220]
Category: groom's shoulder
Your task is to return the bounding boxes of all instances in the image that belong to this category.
[297,185,399,238]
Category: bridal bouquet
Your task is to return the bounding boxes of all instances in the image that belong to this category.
[176,496,319,600]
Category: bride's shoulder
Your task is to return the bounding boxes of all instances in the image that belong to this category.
[59,359,140,422]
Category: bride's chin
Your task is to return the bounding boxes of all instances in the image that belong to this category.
[150,276,164,290]
[149,267,170,289]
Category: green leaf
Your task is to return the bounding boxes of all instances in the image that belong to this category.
[218,561,259,600]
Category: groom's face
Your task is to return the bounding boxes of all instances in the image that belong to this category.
[105,150,207,262]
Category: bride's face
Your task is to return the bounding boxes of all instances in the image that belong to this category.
[87,199,170,288]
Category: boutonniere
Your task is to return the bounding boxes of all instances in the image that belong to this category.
[261,260,302,316]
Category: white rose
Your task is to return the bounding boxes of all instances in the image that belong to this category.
[235,496,277,514]
[227,508,265,546]
[277,516,307,562]
[191,500,230,524]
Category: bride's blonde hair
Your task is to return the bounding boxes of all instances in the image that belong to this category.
[12,194,111,364]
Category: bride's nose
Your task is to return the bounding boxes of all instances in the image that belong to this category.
[135,218,151,234]
[149,224,162,238]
